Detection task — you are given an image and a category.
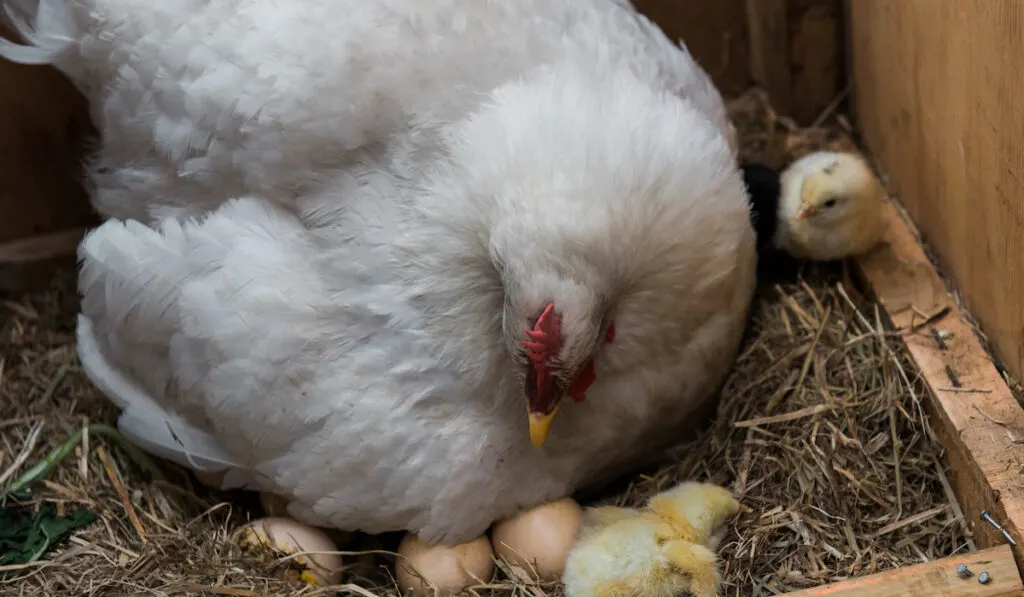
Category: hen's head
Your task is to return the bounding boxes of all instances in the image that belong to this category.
[505,285,616,448]
[438,65,752,448]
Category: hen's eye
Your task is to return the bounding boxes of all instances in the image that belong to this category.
[822,197,838,208]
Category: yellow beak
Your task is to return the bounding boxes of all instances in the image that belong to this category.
[797,174,823,220]
[528,408,558,448]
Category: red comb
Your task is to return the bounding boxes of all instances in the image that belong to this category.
[522,303,561,365]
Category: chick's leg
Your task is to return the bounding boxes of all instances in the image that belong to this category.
[662,540,720,597]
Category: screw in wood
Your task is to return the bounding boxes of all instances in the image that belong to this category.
[981,510,1004,530]
[978,571,991,585]
[980,510,1018,546]
[956,563,972,578]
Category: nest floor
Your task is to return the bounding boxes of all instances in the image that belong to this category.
[0,91,976,596]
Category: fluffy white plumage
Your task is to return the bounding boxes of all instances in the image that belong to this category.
[2,0,757,544]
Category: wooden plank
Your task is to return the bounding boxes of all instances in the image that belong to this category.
[0,24,97,245]
[745,0,792,115]
[636,0,841,120]
[788,0,844,125]
[851,196,1024,567]
[778,545,1023,596]
[0,226,85,264]
[632,0,752,96]
[0,227,85,293]
[847,0,1024,385]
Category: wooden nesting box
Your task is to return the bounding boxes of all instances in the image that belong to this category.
[3,1,1024,594]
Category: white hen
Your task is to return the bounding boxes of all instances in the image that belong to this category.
[2,0,756,545]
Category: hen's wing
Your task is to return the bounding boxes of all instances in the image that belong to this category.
[76,197,330,489]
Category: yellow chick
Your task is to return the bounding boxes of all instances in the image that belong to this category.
[774,151,887,262]
[561,482,741,597]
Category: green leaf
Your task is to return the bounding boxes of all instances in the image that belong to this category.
[0,502,97,568]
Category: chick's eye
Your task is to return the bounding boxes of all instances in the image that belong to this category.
[822,197,838,208]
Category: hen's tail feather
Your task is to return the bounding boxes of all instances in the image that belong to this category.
[75,219,258,490]
[0,0,79,65]
[76,314,255,487]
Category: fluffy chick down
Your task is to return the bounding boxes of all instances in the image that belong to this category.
[774,151,888,262]
[562,482,741,597]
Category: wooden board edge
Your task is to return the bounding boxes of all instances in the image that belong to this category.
[744,0,792,116]
[0,226,86,294]
[777,545,1022,596]
[850,195,1024,570]
[786,0,844,126]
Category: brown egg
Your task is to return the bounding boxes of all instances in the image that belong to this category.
[259,492,290,517]
[193,469,226,489]
[395,533,495,597]
[491,498,582,581]
[233,517,344,586]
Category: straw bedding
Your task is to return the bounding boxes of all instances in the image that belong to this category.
[0,89,974,596]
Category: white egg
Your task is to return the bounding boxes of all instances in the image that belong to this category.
[233,517,344,586]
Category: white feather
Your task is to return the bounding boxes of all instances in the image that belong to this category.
[79,318,254,485]
[1,0,80,74]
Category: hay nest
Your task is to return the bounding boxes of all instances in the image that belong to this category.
[0,89,973,597]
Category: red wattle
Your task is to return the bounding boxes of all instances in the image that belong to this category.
[567,359,596,402]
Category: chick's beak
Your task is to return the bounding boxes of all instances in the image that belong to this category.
[797,173,825,220]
